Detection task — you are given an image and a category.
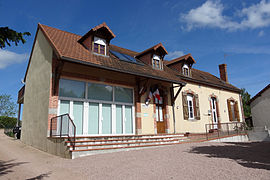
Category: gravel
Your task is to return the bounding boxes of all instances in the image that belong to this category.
[0,129,269,180]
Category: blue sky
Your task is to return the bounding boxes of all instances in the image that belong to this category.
[1,0,270,104]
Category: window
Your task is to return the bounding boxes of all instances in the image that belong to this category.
[182,92,200,120]
[182,64,189,76]
[88,83,113,101]
[115,87,133,103]
[187,94,194,119]
[59,79,85,98]
[93,37,106,55]
[152,54,162,69]
[227,99,240,121]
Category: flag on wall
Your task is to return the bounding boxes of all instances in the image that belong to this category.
[153,89,160,101]
[145,91,153,105]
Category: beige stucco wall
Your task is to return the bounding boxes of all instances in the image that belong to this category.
[250,88,270,128]
[21,30,70,158]
[173,82,243,133]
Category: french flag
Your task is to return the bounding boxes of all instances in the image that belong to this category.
[153,89,161,101]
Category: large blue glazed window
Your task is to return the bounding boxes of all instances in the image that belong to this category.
[88,83,113,101]
[115,87,133,103]
[59,79,85,98]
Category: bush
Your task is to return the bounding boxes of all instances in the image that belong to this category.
[0,116,17,128]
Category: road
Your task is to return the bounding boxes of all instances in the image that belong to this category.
[0,129,270,180]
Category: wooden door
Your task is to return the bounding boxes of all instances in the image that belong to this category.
[156,104,165,134]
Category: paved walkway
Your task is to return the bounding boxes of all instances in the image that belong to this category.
[0,129,270,180]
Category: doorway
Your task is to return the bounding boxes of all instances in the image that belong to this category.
[211,97,218,129]
[156,97,165,134]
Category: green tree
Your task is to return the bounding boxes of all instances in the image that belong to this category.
[240,88,251,118]
[0,27,30,49]
[0,94,16,117]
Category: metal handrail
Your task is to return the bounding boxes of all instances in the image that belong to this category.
[50,113,76,150]
[205,122,247,140]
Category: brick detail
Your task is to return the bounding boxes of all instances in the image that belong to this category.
[135,87,142,134]
[48,58,59,131]
[219,64,228,82]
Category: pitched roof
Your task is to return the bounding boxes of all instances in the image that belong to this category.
[165,53,196,65]
[136,43,168,58]
[189,68,240,92]
[29,24,185,84]
[78,22,116,42]
[249,84,270,104]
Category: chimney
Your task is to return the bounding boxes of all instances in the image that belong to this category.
[219,64,228,82]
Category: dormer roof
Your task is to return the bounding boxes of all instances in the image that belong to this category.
[136,43,168,58]
[78,22,116,43]
[165,53,196,65]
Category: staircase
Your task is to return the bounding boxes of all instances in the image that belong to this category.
[66,134,188,159]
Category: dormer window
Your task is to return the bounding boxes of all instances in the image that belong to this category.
[182,64,189,76]
[153,54,162,69]
[93,37,106,55]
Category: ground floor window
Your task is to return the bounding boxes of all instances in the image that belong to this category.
[58,79,135,135]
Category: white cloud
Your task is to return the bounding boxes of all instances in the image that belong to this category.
[166,51,184,60]
[240,0,270,29]
[180,0,270,31]
[0,49,28,69]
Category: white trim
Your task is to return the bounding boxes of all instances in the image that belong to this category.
[112,104,116,134]
[153,54,161,60]
[94,36,106,56]
[70,101,74,120]
[99,103,102,134]
[83,102,88,135]
[57,100,60,116]
[187,95,194,119]
[122,105,125,134]
[132,106,135,134]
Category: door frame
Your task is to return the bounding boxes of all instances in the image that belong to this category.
[210,97,218,129]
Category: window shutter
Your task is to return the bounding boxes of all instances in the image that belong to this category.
[216,100,220,117]
[234,101,240,122]
[227,99,233,121]
[182,92,188,120]
[195,94,200,120]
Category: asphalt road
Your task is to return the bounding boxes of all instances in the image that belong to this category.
[0,129,270,180]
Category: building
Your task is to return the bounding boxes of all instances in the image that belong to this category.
[17,23,244,157]
[249,84,270,129]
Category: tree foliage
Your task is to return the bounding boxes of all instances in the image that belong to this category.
[0,116,17,128]
[0,94,16,117]
[0,27,31,49]
[240,88,251,118]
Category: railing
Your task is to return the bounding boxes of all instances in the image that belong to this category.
[50,114,76,150]
[205,122,247,140]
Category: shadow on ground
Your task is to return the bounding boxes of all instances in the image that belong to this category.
[0,159,28,176]
[26,172,51,180]
[189,142,270,171]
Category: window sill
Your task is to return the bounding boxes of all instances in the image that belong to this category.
[93,52,109,58]
[188,118,198,122]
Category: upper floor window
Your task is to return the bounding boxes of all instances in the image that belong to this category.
[182,64,189,76]
[93,37,106,55]
[152,54,162,69]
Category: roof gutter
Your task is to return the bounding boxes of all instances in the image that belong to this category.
[177,75,241,93]
[61,56,186,86]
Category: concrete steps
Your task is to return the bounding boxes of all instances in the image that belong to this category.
[66,134,188,158]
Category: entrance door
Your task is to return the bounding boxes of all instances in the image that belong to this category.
[211,97,218,129]
[156,98,165,134]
